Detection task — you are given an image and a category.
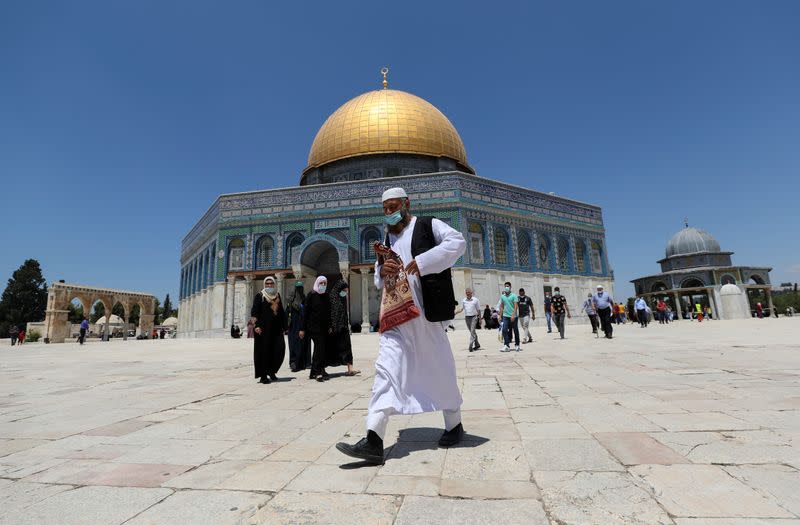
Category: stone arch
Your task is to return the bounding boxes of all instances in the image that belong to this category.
[516,229,532,270]
[296,234,350,280]
[467,221,485,265]
[720,273,736,285]
[556,236,572,273]
[748,274,766,285]
[285,232,305,267]
[493,225,510,266]
[255,235,275,269]
[227,238,245,272]
[681,277,706,288]
[650,281,669,293]
[361,226,381,263]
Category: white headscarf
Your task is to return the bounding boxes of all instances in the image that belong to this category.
[312,276,327,294]
[261,276,278,301]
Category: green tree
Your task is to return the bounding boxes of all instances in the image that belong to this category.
[90,302,105,323]
[162,294,173,319]
[129,304,140,327]
[67,303,84,324]
[153,298,161,325]
[0,259,48,337]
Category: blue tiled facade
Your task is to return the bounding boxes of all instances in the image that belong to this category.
[178,171,611,300]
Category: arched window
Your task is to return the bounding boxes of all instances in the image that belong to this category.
[516,230,531,268]
[468,222,484,264]
[575,240,586,273]
[651,281,668,293]
[537,234,550,269]
[590,240,603,274]
[256,236,274,269]
[494,226,509,265]
[361,227,381,262]
[228,238,245,271]
[681,277,705,288]
[720,274,736,285]
[285,233,304,266]
[557,237,571,272]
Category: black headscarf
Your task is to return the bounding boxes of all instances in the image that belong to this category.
[330,280,349,332]
[288,282,305,310]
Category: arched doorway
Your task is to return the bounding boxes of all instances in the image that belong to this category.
[301,240,342,283]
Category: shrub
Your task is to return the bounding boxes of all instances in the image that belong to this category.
[26,329,41,342]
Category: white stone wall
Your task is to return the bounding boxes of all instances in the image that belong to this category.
[179,269,614,338]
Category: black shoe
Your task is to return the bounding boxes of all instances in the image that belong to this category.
[316,376,326,382]
[438,423,465,447]
[269,373,278,381]
[259,376,271,384]
[336,431,384,464]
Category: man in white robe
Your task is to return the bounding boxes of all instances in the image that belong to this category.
[336,187,466,464]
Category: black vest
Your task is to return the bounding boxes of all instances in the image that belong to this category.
[386,216,457,323]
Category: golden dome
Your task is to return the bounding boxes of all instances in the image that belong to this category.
[304,88,470,173]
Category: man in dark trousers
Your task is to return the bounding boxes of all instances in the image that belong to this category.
[592,285,614,339]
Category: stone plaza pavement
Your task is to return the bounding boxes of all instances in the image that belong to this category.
[1,318,799,524]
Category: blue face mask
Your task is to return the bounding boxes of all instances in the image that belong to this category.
[384,210,403,226]
[265,287,275,295]
[339,291,347,298]
[318,285,327,294]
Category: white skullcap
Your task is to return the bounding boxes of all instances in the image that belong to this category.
[382,187,408,201]
[596,285,604,289]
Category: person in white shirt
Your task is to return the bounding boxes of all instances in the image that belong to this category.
[634,296,648,327]
[592,285,614,339]
[455,288,482,351]
[336,187,467,465]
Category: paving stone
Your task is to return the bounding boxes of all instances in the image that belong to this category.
[524,438,624,471]
[246,491,399,524]
[631,464,793,518]
[0,481,75,515]
[366,475,440,496]
[380,442,446,477]
[516,421,590,440]
[112,438,236,465]
[285,463,377,493]
[724,464,800,516]
[58,462,193,487]
[643,412,758,432]
[0,486,172,525]
[125,489,271,525]
[218,460,309,491]
[439,478,539,499]
[535,470,672,525]
[161,460,252,489]
[394,496,549,525]
[442,440,530,481]
[595,432,689,465]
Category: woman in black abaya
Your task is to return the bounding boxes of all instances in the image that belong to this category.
[286,281,311,372]
[328,280,360,376]
[251,275,287,384]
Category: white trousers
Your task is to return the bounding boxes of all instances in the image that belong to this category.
[520,315,532,341]
[366,408,462,440]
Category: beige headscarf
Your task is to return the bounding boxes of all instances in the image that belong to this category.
[261,276,280,314]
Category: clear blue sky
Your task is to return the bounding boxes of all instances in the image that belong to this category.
[2,0,799,304]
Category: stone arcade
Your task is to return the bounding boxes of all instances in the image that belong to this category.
[178,73,614,337]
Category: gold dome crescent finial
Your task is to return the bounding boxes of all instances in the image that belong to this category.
[381,66,389,89]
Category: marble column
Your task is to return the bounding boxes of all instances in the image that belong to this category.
[225,277,236,328]
[766,288,775,317]
[243,275,255,323]
[361,270,371,333]
[672,292,682,320]
[276,274,285,301]
[707,287,720,319]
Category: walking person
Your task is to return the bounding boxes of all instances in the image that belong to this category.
[482,304,492,330]
[498,281,520,352]
[635,296,648,327]
[592,285,614,339]
[328,279,360,376]
[17,328,25,345]
[286,281,311,372]
[336,187,467,465]
[517,288,535,343]
[656,298,667,324]
[543,291,553,333]
[251,276,287,384]
[455,288,482,351]
[79,318,89,345]
[9,326,19,346]
[550,287,571,339]
[300,276,331,382]
[582,293,598,334]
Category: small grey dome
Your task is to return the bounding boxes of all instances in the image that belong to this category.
[665,226,721,258]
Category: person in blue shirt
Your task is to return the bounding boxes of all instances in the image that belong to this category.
[592,285,614,339]
[79,318,89,345]
[497,281,520,352]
